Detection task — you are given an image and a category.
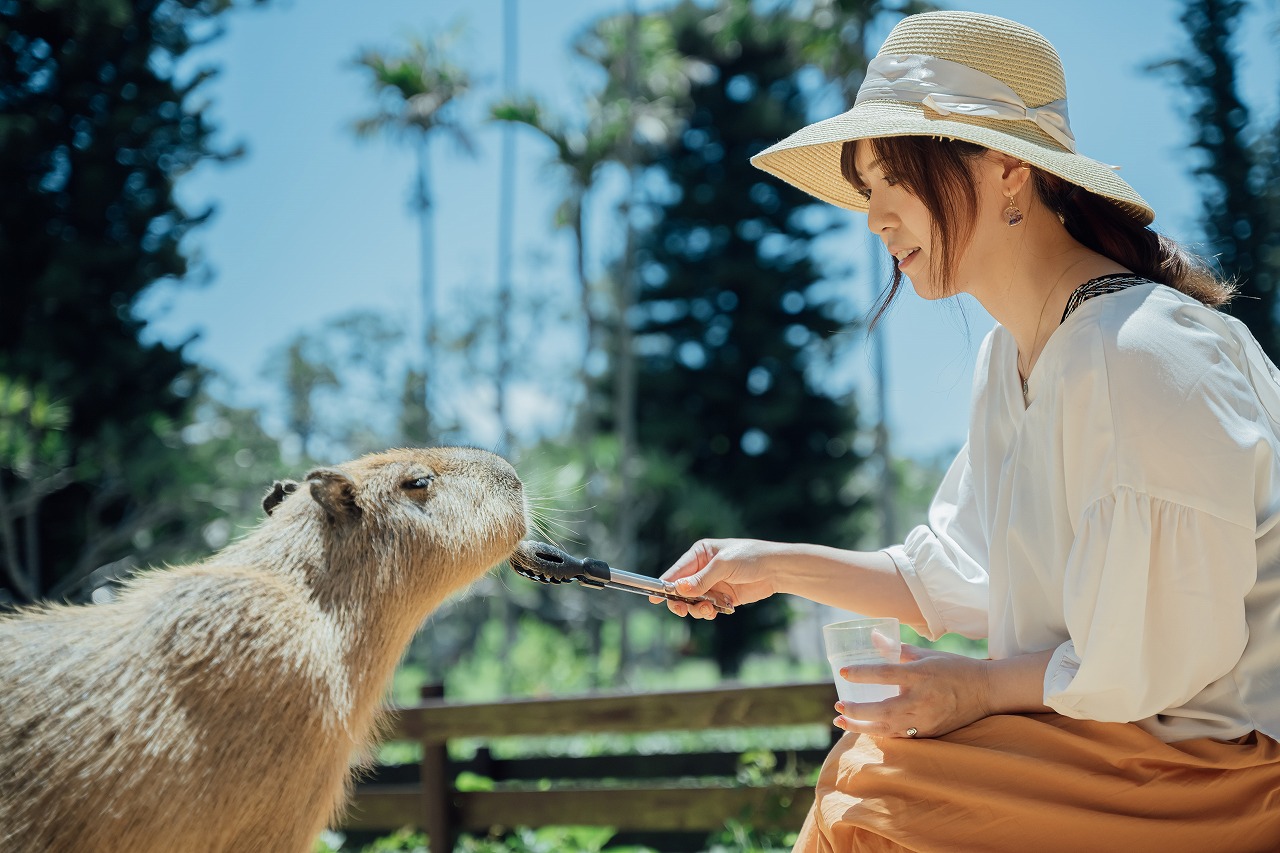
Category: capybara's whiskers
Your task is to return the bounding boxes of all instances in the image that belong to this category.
[528,513,583,549]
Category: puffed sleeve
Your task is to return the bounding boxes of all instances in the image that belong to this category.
[1044,299,1271,722]
[884,442,990,641]
[1044,488,1254,722]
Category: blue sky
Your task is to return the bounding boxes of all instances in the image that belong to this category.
[139,0,1279,460]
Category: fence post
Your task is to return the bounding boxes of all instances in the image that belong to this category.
[418,683,452,851]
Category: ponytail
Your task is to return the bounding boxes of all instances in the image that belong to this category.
[1032,170,1234,308]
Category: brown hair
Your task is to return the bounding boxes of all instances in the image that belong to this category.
[840,137,1234,328]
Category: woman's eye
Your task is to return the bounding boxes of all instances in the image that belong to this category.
[404,476,435,490]
[856,187,872,201]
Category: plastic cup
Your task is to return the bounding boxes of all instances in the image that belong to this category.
[822,617,901,706]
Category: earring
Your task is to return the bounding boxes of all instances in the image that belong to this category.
[1003,194,1024,227]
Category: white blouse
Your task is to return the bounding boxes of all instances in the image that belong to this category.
[885,281,1280,743]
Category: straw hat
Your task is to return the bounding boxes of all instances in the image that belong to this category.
[750,11,1155,225]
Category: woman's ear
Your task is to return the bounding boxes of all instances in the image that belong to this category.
[993,154,1032,198]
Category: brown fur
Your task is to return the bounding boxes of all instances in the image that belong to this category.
[0,446,527,853]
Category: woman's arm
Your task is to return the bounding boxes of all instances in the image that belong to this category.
[773,543,928,633]
[657,539,927,633]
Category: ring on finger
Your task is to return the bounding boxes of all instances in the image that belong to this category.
[905,726,919,738]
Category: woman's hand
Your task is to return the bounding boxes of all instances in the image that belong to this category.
[650,538,785,619]
[834,641,994,738]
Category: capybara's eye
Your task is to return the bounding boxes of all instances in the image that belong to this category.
[403,475,436,490]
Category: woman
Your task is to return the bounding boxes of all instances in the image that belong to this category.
[653,11,1280,852]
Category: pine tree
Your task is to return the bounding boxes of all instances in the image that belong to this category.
[627,0,868,674]
[1158,0,1279,355]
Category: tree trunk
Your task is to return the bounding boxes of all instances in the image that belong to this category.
[494,0,519,452]
[612,7,641,572]
[416,139,436,441]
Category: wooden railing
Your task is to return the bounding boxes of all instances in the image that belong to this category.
[340,680,840,851]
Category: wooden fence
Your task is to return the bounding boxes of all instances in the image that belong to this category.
[341,680,840,851]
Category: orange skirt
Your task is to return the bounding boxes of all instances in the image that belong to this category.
[792,713,1280,853]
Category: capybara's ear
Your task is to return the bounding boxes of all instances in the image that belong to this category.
[306,468,363,524]
[262,480,299,516]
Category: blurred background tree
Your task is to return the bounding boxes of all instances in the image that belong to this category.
[0,0,278,603]
[1153,0,1280,357]
[351,30,474,443]
[608,0,872,675]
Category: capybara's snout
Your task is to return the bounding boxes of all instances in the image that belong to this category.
[441,445,527,528]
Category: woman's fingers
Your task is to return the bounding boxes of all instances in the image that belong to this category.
[659,541,727,602]
[659,539,717,583]
[897,641,932,662]
[665,598,718,619]
[839,661,904,686]
[870,629,900,656]
[834,697,895,721]
[648,593,717,619]
[834,714,921,738]
[833,701,915,737]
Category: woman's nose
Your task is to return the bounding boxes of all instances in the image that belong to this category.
[865,196,893,235]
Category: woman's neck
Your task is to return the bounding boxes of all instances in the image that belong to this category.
[966,224,1124,371]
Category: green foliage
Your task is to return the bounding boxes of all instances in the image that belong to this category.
[0,376,71,474]
[0,0,260,601]
[320,826,651,853]
[447,615,599,702]
[901,624,987,658]
[455,826,638,853]
[350,29,473,151]
[889,453,949,534]
[360,828,430,852]
[703,819,797,853]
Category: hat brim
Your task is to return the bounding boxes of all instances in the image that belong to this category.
[750,99,1154,225]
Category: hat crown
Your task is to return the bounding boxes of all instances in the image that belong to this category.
[878,11,1066,108]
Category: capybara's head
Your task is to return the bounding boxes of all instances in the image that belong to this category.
[268,446,527,616]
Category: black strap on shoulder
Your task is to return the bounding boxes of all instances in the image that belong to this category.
[1060,274,1153,324]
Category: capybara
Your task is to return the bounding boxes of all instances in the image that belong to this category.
[0,446,527,852]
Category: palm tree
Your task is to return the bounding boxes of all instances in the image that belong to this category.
[351,32,473,441]
[490,95,624,445]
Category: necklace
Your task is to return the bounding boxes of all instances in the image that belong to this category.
[1017,255,1092,405]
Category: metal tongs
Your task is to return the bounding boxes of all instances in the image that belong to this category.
[509,541,735,615]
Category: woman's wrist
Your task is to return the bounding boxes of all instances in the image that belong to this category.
[980,649,1055,716]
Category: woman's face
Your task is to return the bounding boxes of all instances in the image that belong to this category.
[853,140,945,299]
[852,140,1016,301]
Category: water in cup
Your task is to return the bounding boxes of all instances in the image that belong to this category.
[828,651,899,704]
[822,617,901,707]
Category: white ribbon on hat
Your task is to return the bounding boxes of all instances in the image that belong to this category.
[855,53,1077,153]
